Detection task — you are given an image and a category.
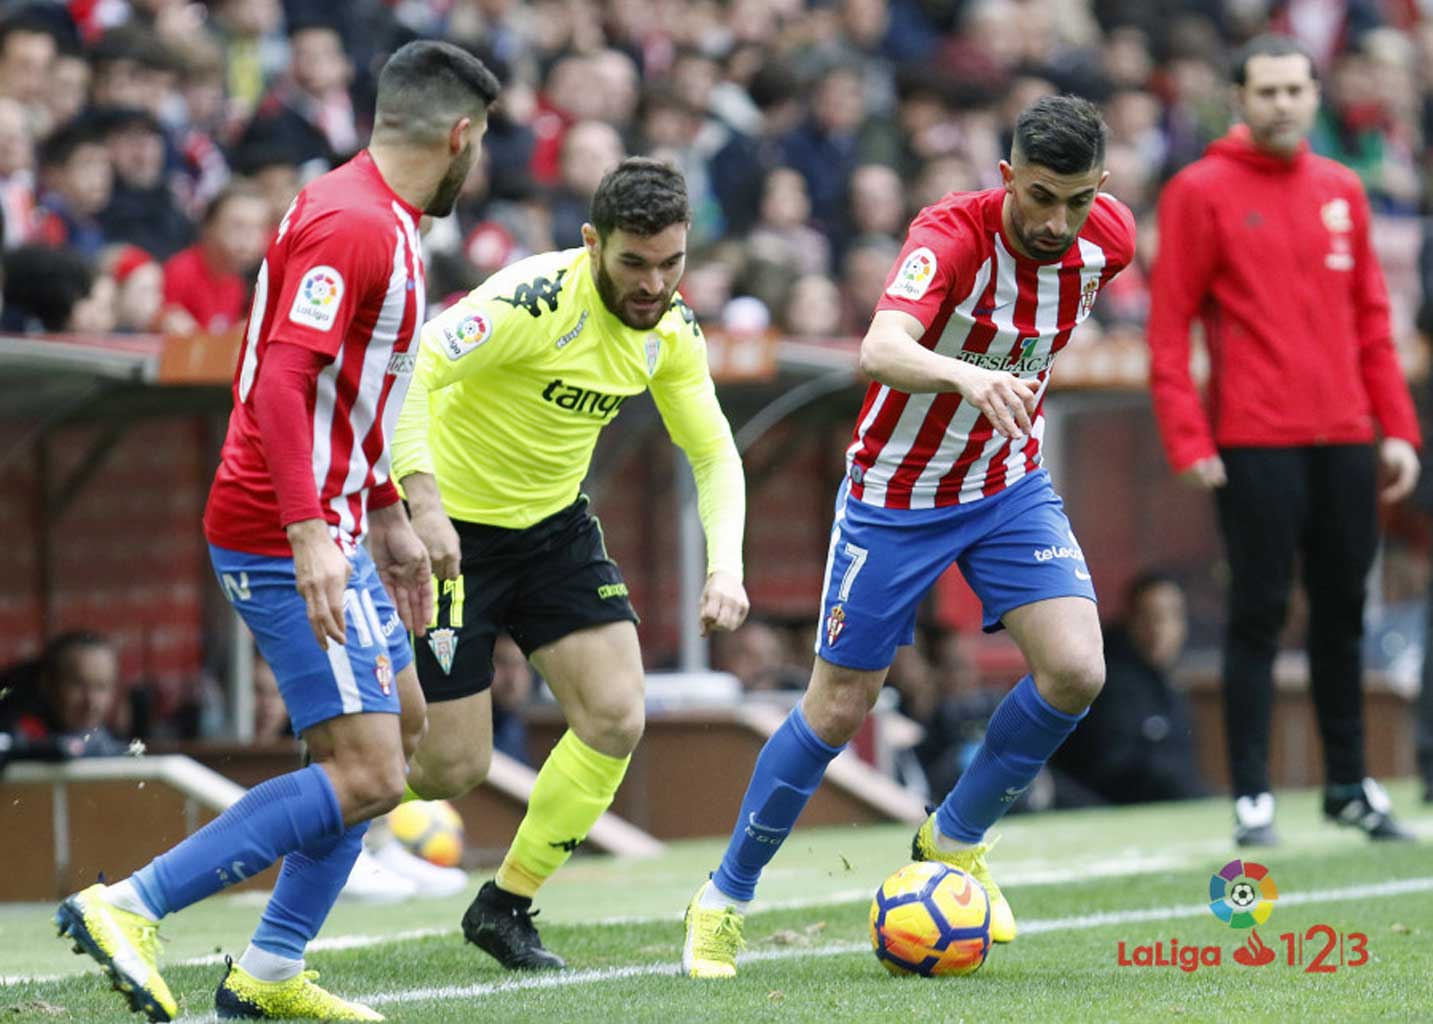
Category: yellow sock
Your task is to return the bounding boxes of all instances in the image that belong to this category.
[495,730,630,898]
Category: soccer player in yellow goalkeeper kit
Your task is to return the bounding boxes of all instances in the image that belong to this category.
[390,158,749,969]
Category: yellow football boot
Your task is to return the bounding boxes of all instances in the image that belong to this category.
[215,959,383,1020]
[681,881,746,979]
[55,883,178,1022]
[912,815,1016,943]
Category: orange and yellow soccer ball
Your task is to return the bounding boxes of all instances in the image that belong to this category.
[869,861,992,977]
[387,799,465,868]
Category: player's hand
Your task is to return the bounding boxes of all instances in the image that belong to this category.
[1179,455,1226,490]
[951,363,1038,440]
[287,518,351,647]
[699,571,749,636]
[371,512,435,638]
[1379,437,1420,503]
[410,504,462,581]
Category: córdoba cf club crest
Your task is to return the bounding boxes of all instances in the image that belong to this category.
[427,628,458,675]
[825,604,846,646]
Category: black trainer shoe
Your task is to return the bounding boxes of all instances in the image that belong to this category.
[461,881,565,970]
[1323,779,1416,841]
[1233,792,1279,847]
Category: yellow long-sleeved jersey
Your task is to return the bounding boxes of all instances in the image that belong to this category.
[391,247,744,577]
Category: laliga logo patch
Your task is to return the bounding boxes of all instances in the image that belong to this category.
[442,312,491,360]
[885,246,936,301]
[375,654,393,695]
[427,627,458,675]
[825,603,847,646]
[289,265,345,330]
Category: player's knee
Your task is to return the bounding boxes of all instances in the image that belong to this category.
[803,686,870,746]
[423,748,491,799]
[1040,650,1105,711]
[336,755,409,820]
[577,689,645,757]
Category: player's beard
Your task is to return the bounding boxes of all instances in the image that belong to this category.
[424,140,476,217]
[594,254,673,330]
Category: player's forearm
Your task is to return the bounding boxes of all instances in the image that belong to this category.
[858,322,962,393]
[254,342,327,526]
[690,444,745,579]
[399,470,444,516]
[390,371,435,481]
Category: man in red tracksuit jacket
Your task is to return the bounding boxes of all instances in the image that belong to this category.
[1148,35,1420,847]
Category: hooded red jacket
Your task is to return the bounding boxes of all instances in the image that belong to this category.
[1147,125,1420,472]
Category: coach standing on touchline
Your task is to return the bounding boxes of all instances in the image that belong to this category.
[1147,34,1420,848]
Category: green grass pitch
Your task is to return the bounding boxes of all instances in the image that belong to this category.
[2,781,1430,1022]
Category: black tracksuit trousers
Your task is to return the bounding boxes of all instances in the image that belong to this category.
[1215,445,1377,797]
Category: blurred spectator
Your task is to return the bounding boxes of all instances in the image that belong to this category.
[87,25,178,119]
[747,166,830,277]
[42,46,91,135]
[240,20,359,172]
[782,273,843,338]
[97,107,193,260]
[31,115,111,256]
[712,619,805,693]
[846,162,905,242]
[207,0,288,120]
[2,243,101,331]
[0,631,125,766]
[491,634,534,765]
[0,95,34,248]
[548,119,624,250]
[839,234,900,333]
[104,243,162,332]
[231,139,303,229]
[0,8,59,118]
[1053,573,1207,805]
[172,37,235,219]
[161,183,267,335]
[781,62,867,242]
[251,654,291,741]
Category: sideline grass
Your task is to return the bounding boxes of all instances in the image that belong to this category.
[2,783,1430,1023]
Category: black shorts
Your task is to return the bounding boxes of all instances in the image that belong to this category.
[414,496,638,702]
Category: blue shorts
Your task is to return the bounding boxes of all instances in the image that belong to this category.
[815,469,1096,671]
[210,544,412,734]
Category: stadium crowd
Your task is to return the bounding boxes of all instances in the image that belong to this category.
[5,0,1433,801]
[0,0,1431,341]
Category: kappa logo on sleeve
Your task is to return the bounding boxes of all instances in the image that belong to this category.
[886,246,937,301]
[440,311,492,360]
[289,266,345,330]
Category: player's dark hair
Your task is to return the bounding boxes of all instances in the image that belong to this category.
[1231,34,1317,87]
[373,40,500,144]
[1011,95,1107,175]
[590,158,691,240]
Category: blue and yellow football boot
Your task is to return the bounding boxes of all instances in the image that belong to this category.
[912,815,1016,943]
[55,883,177,1022]
[215,957,384,1020]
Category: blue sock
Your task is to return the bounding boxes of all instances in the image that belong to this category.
[712,705,843,902]
[250,822,367,960]
[936,676,1084,843]
[131,764,344,919]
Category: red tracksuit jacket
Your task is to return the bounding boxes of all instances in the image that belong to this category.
[1147,125,1420,472]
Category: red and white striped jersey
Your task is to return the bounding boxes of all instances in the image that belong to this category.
[847,187,1135,509]
[204,150,426,556]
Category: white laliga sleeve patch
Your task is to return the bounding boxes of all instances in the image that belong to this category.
[438,310,493,360]
[289,265,345,330]
[885,246,937,301]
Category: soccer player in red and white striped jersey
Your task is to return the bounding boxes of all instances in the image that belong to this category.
[57,42,501,1022]
[686,96,1134,978]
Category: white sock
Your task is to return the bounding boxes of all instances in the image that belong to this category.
[104,879,159,922]
[933,828,979,854]
[699,881,751,914]
[237,944,304,983]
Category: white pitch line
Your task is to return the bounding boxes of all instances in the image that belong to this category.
[153,873,1433,1023]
